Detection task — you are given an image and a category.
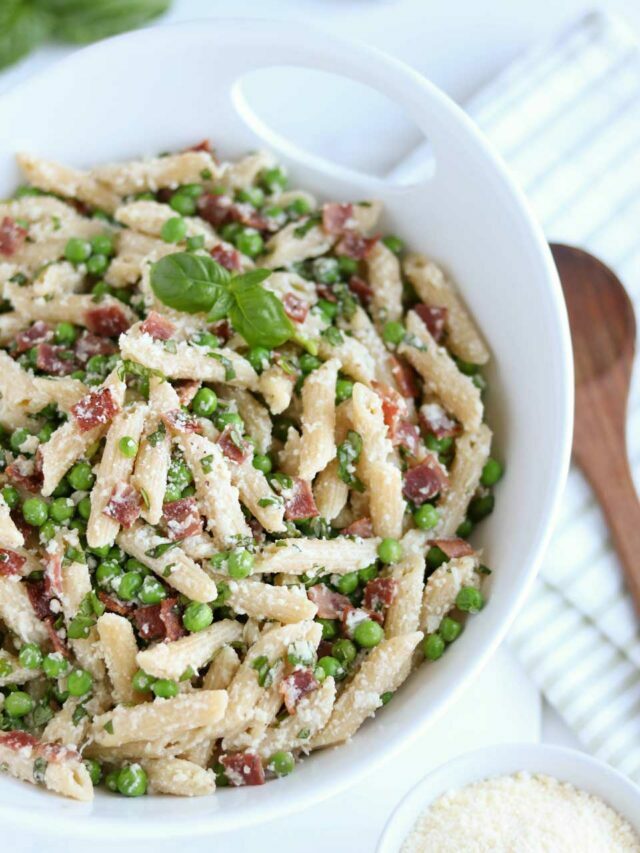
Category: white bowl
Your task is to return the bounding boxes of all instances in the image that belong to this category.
[378,743,640,852]
[0,18,573,836]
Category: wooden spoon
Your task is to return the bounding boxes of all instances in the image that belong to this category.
[551,243,640,611]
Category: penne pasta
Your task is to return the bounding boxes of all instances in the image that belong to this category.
[136,620,242,681]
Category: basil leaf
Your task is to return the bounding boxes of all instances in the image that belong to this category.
[0,1,50,71]
[150,253,230,314]
[207,287,234,323]
[229,270,295,349]
[46,0,171,44]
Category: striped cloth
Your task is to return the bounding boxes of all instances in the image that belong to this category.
[467,12,640,782]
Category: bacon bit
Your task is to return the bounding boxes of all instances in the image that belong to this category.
[230,202,269,232]
[25,580,52,621]
[220,752,265,787]
[187,139,212,153]
[372,382,407,431]
[414,304,448,342]
[321,203,354,235]
[71,386,119,432]
[217,425,250,464]
[429,538,475,559]
[342,604,382,633]
[35,343,77,376]
[85,304,131,337]
[45,617,70,658]
[0,217,27,257]
[140,311,176,341]
[6,456,43,493]
[0,730,39,752]
[316,284,337,303]
[307,584,351,619]
[317,639,333,659]
[0,731,79,763]
[15,321,51,354]
[364,577,398,613]
[341,517,374,538]
[210,319,232,343]
[210,244,242,271]
[390,355,419,398]
[98,591,134,617]
[11,510,31,543]
[132,603,165,640]
[43,551,63,598]
[419,402,461,439]
[393,420,422,456]
[160,598,185,642]
[280,669,319,714]
[103,483,142,528]
[284,479,319,521]
[74,331,117,363]
[38,741,81,763]
[282,293,309,323]
[174,379,201,406]
[161,409,202,435]
[163,497,203,541]
[335,231,378,260]
[247,516,266,545]
[197,193,233,227]
[347,275,373,302]
[0,549,26,576]
[402,456,449,505]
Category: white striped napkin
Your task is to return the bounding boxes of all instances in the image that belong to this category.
[465,11,640,782]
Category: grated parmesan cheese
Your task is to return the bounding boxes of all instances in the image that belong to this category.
[402,772,640,853]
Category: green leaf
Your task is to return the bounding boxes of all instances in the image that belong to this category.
[206,287,234,323]
[0,1,51,71]
[150,252,230,315]
[44,0,171,44]
[228,270,295,349]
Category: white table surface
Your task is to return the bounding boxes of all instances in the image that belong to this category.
[3,1,634,849]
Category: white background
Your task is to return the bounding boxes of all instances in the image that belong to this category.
[3,1,638,850]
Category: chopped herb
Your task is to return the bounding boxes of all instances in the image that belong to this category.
[147,421,166,447]
[72,704,88,725]
[336,430,365,491]
[293,214,321,238]
[321,326,343,346]
[200,454,214,474]
[297,728,311,739]
[140,488,150,510]
[33,757,47,785]
[258,496,283,508]
[163,339,177,354]
[208,351,236,381]
[103,720,114,734]
[145,541,178,559]
[162,563,176,578]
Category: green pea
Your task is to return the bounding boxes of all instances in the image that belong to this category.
[67,669,92,697]
[186,234,205,251]
[263,204,284,219]
[286,197,311,217]
[1,485,19,509]
[84,758,102,786]
[117,764,148,797]
[425,434,454,455]
[220,222,242,242]
[169,192,197,216]
[268,751,295,777]
[336,572,359,596]
[10,428,29,452]
[0,658,12,677]
[118,436,138,458]
[215,411,243,430]
[18,643,42,670]
[382,321,405,345]
[191,387,218,417]
[380,691,394,705]
[192,331,220,349]
[95,560,121,587]
[456,518,474,538]
[261,167,287,192]
[272,416,294,442]
[235,228,264,258]
[49,496,74,523]
[427,546,448,571]
[468,494,495,523]
[377,537,402,565]
[337,255,358,276]
[108,546,126,564]
[54,321,77,346]
[317,618,339,641]
[38,422,55,444]
[440,616,463,643]
[182,601,213,633]
[481,458,503,487]
[353,619,384,649]
[86,354,107,375]
[237,186,265,207]
[77,496,91,520]
[86,254,108,276]
[152,679,179,699]
[382,235,404,254]
[333,638,357,665]
[247,346,271,373]
[90,234,114,257]
[105,769,120,792]
[455,358,479,376]
[117,571,143,601]
[39,520,57,543]
[67,615,93,640]
[335,378,354,403]
[22,497,49,527]
[252,453,272,474]
[68,461,95,491]
[138,576,166,605]
[358,563,377,584]
[317,656,344,680]
[423,633,445,660]
[52,478,72,498]
[312,257,340,284]
[42,653,69,678]
[4,691,34,717]
[456,587,485,613]
[299,353,321,375]
[228,548,254,579]
[414,503,439,530]
[161,216,187,244]
[91,281,113,299]
[64,237,92,264]
[132,669,156,693]
[163,483,183,503]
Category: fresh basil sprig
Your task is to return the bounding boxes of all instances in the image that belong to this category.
[0,1,50,71]
[150,253,295,350]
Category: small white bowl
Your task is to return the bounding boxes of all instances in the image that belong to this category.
[378,743,640,852]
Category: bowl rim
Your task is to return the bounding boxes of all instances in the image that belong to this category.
[377,742,640,852]
[0,16,574,836]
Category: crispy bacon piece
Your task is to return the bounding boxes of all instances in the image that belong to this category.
[187,139,212,153]
[6,456,43,493]
[98,591,134,616]
[160,598,185,641]
[197,193,233,227]
[210,244,242,272]
[25,580,51,620]
[0,731,80,763]
[132,597,183,642]
[35,343,77,376]
[280,669,319,714]
[347,275,373,302]
[74,331,117,363]
[15,321,51,354]
[335,231,378,260]
[390,355,419,399]
[163,497,203,541]
[307,584,351,619]
[174,379,201,406]
[429,538,475,559]
[71,386,119,432]
[394,420,422,456]
[414,304,448,342]
[284,479,319,521]
[373,381,407,431]
[341,517,374,538]
[45,617,70,658]
[210,319,232,344]
[103,482,142,528]
[0,549,26,576]
[84,304,131,337]
[363,577,398,614]
[419,402,460,439]
[140,311,176,341]
[282,293,309,323]
[321,203,354,235]
[402,457,449,505]
[11,510,31,542]
[0,217,27,257]
[43,551,63,598]
[161,409,202,435]
[342,603,383,632]
[217,425,250,464]
[220,752,265,787]
[316,284,337,303]
[230,202,269,231]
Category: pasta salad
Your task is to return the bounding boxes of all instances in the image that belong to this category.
[0,142,501,800]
